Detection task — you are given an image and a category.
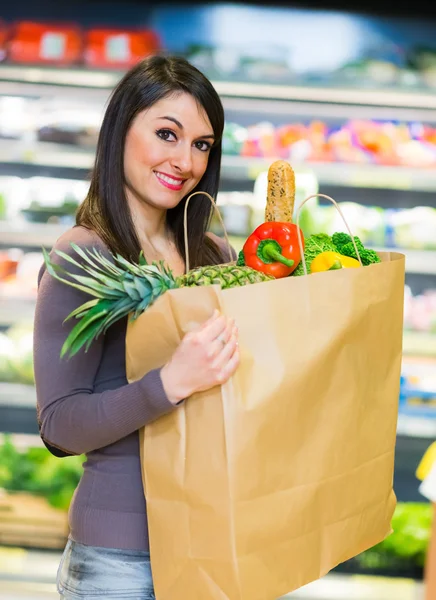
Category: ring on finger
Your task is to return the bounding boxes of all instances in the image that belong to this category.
[217,336,226,346]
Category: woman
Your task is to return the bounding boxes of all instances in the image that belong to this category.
[33,55,239,599]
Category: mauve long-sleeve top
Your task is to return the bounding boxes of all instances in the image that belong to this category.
[34,225,178,550]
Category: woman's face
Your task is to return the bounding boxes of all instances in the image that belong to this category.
[124,92,215,211]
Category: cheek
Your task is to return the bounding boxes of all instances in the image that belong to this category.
[193,153,210,180]
[124,130,162,180]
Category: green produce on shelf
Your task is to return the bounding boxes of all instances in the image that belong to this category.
[352,502,433,572]
[0,323,34,384]
[0,435,84,510]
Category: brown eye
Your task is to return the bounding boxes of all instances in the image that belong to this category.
[156,129,176,142]
[195,140,212,152]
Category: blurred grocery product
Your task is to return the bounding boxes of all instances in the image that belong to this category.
[23,177,87,224]
[308,202,386,246]
[0,251,43,298]
[186,43,292,82]
[0,176,29,221]
[404,285,436,333]
[0,175,87,225]
[0,322,34,385]
[0,96,36,140]
[0,435,84,510]
[0,248,21,281]
[7,21,83,65]
[224,118,436,168]
[0,19,7,63]
[84,28,161,68]
[37,106,102,147]
[385,207,436,250]
[0,436,83,548]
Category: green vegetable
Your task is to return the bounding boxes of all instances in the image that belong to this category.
[332,232,381,266]
[355,502,433,571]
[236,250,245,267]
[0,435,84,510]
[292,233,337,277]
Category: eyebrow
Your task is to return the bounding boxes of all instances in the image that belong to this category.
[157,115,215,139]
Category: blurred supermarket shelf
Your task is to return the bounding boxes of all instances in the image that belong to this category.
[215,79,436,110]
[0,383,36,408]
[0,64,122,90]
[0,296,36,326]
[372,248,436,276]
[1,138,436,191]
[0,139,93,171]
[0,383,37,437]
[0,221,68,249]
[1,62,436,112]
[397,414,436,438]
[403,331,436,356]
[221,155,436,190]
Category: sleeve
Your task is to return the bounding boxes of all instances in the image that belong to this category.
[34,227,176,456]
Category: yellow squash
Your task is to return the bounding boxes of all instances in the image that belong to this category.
[310,251,361,273]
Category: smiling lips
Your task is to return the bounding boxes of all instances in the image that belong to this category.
[155,171,186,191]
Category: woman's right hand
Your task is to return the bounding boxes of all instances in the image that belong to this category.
[160,310,239,405]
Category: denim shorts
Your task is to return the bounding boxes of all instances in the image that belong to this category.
[57,539,155,599]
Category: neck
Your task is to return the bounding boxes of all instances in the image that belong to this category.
[126,188,169,246]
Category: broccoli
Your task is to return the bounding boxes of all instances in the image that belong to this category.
[332,232,381,266]
[331,232,352,252]
[236,250,245,266]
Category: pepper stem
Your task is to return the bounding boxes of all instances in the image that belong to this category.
[258,240,294,267]
[328,260,343,270]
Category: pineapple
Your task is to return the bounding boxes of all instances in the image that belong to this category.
[43,243,272,358]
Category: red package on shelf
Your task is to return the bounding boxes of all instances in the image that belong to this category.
[0,20,8,63]
[84,28,161,68]
[8,21,83,65]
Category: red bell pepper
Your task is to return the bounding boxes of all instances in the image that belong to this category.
[242,221,304,278]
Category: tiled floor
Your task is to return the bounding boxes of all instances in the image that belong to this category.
[0,546,425,600]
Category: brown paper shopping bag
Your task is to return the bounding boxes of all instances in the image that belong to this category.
[126,193,405,600]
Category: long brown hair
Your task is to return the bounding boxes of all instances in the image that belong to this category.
[76,55,225,268]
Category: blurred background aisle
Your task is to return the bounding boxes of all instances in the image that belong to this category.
[1,1,436,599]
[0,546,425,599]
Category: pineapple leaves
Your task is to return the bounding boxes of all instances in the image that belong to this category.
[44,241,183,359]
[64,298,100,322]
[138,251,148,266]
[42,248,106,299]
[61,299,114,358]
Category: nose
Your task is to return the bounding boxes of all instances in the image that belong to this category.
[171,141,193,174]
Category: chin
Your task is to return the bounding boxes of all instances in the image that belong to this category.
[160,194,186,210]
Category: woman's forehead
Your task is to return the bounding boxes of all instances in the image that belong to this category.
[139,93,211,129]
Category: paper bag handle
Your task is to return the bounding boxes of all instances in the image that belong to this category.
[184,191,233,273]
[295,193,363,276]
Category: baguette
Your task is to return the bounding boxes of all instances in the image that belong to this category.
[265,160,296,222]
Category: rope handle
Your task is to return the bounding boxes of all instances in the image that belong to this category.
[295,194,363,276]
[184,191,232,272]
